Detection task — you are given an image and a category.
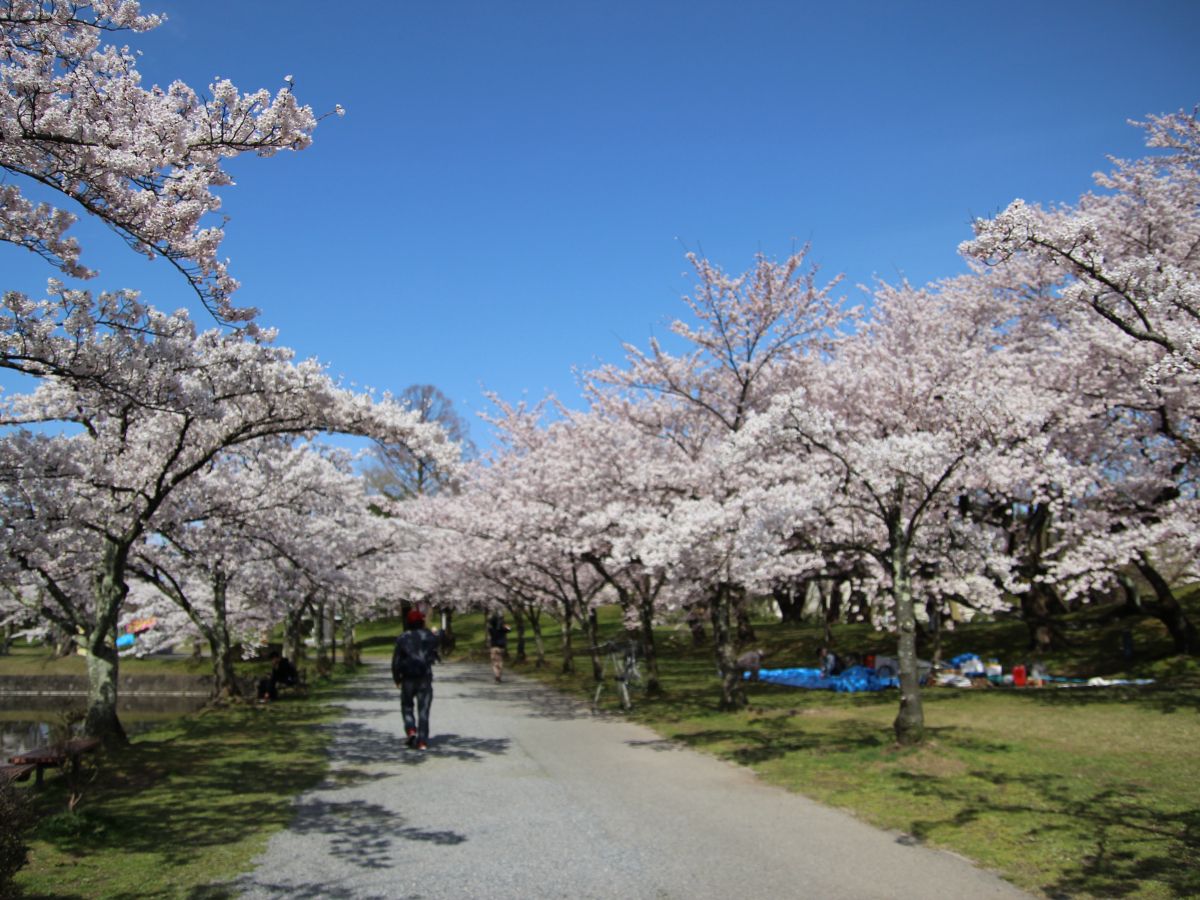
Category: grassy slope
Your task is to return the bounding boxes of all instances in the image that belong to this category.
[0,643,214,677]
[494,600,1200,900]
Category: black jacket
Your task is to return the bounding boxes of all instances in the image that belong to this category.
[488,618,509,649]
[392,628,440,681]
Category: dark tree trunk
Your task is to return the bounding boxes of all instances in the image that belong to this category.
[439,608,456,654]
[284,605,307,667]
[710,583,747,711]
[734,588,756,643]
[890,523,924,746]
[207,627,239,699]
[637,599,661,695]
[1022,583,1067,653]
[1134,556,1198,655]
[313,599,329,668]
[1012,501,1068,653]
[559,602,574,675]
[53,626,76,658]
[328,606,337,666]
[341,608,359,667]
[207,570,241,698]
[585,608,603,683]
[512,608,527,663]
[827,581,843,624]
[773,582,806,624]
[529,608,546,668]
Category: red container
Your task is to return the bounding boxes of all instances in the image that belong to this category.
[865,654,876,670]
[1012,664,1027,687]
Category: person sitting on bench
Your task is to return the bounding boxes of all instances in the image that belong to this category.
[257,651,299,701]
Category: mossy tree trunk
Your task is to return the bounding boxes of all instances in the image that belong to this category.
[638,578,667,696]
[85,540,129,746]
[207,570,240,698]
[889,514,924,747]
[529,606,546,668]
[510,604,527,662]
[710,581,746,711]
[734,587,756,643]
[559,598,574,675]
[584,608,603,682]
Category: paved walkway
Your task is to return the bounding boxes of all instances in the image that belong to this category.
[236,660,1030,899]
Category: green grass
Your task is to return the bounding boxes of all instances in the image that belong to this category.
[0,642,214,677]
[354,616,405,658]
[498,599,1200,900]
[10,673,351,899]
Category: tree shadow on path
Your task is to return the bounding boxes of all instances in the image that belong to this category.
[230,798,465,899]
[446,671,595,722]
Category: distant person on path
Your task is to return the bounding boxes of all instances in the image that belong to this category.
[392,609,440,750]
[257,650,299,702]
[488,612,511,683]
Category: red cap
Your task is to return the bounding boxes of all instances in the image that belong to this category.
[406,609,425,625]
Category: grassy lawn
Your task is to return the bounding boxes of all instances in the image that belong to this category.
[487,600,1200,900]
[0,642,214,678]
[355,615,406,658]
[8,672,350,899]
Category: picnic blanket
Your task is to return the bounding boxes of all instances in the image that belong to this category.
[749,665,899,693]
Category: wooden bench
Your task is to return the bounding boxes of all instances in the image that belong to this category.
[1,762,37,785]
[8,737,101,787]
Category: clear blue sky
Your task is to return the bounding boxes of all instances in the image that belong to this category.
[5,0,1199,447]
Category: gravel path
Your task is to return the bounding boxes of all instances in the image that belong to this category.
[235,659,1030,899]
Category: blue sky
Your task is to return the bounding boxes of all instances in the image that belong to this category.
[4,1,1199,447]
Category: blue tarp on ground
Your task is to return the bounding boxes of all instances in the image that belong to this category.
[748,665,899,692]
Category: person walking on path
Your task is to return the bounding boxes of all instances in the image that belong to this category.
[391,608,440,750]
[487,611,510,683]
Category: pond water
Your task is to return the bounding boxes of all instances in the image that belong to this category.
[1,694,208,756]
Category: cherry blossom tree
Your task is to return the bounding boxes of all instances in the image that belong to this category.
[411,399,616,677]
[585,249,851,709]
[0,291,455,742]
[1,0,325,321]
[963,106,1200,654]
[128,441,382,696]
[733,276,1074,743]
[473,413,611,676]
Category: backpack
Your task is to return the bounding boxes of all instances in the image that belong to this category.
[488,618,508,649]
[393,630,433,679]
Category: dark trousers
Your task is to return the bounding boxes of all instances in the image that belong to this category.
[400,676,434,743]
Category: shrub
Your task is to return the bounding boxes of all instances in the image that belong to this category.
[0,780,35,894]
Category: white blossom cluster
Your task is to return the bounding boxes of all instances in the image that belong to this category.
[0,1,320,320]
